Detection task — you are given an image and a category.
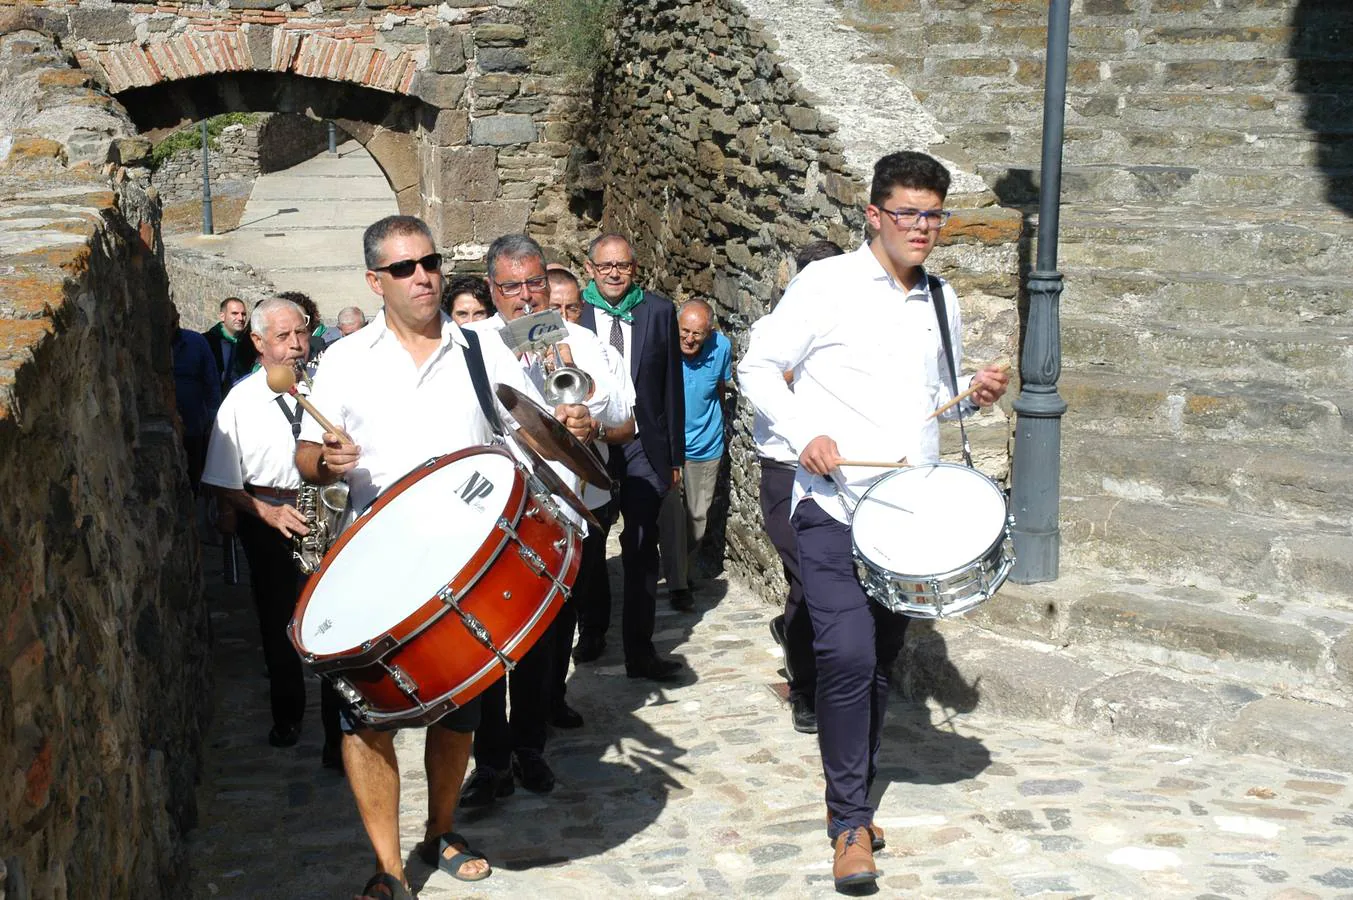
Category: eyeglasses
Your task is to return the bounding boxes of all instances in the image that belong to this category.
[876,207,952,229]
[491,275,549,297]
[679,328,709,340]
[590,260,635,275]
[372,253,443,279]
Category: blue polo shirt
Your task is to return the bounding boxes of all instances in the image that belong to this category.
[683,331,732,462]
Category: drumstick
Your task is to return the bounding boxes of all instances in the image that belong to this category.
[837,459,910,468]
[928,361,1012,420]
[265,365,350,441]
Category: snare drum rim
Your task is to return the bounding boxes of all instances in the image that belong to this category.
[288,445,528,665]
[849,462,1010,583]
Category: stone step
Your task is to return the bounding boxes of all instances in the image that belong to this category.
[1054,266,1353,327]
[891,27,1353,66]
[1061,319,1353,386]
[920,88,1347,132]
[947,122,1353,168]
[1060,431,1353,528]
[1057,369,1347,450]
[901,574,1353,770]
[980,162,1353,210]
[1057,493,1353,597]
[1047,205,1353,277]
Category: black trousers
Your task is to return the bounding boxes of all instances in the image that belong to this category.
[759,459,816,701]
[235,513,307,731]
[555,500,617,706]
[473,633,552,770]
[615,441,668,664]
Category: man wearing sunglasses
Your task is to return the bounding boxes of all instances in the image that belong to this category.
[293,216,594,900]
[739,152,1009,890]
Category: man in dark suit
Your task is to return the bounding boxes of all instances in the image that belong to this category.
[201,296,258,394]
[573,233,686,681]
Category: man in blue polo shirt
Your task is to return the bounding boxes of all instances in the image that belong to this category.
[660,298,732,610]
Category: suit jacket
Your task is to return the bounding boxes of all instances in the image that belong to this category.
[580,290,685,477]
[202,322,258,394]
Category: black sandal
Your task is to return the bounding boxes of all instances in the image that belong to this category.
[359,872,411,900]
[414,830,491,882]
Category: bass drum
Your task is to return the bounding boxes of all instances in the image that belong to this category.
[289,445,580,727]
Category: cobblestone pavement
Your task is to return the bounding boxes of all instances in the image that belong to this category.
[190,537,1353,900]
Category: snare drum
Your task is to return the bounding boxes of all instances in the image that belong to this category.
[850,463,1014,619]
[289,445,580,727]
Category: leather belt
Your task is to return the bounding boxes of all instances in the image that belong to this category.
[245,484,298,502]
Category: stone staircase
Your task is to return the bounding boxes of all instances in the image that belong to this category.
[838,0,1353,767]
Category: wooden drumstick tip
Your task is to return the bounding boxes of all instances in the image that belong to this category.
[265,364,349,441]
[929,360,1013,420]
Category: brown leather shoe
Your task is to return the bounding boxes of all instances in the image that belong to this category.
[825,814,886,851]
[832,826,879,891]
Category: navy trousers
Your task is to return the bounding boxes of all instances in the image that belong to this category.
[792,499,909,839]
[759,459,816,701]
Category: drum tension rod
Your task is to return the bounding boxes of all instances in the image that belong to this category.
[436,585,517,673]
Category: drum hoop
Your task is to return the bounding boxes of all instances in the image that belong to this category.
[850,462,1010,579]
[290,445,528,663]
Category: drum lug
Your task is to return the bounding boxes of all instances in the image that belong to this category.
[518,543,547,577]
[385,663,419,698]
[553,537,567,552]
[331,676,367,710]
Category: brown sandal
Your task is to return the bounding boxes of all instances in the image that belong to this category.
[833,827,879,890]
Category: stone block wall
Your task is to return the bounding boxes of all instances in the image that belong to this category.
[0,28,210,900]
[582,0,1021,598]
[165,246,277,332]
[152,114,335,206]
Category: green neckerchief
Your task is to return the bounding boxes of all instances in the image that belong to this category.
[583,281,644,323]
[217,322,239,344]
[313,323,328,338]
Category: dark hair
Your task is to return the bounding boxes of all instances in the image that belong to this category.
[219,296,244,311]
[869,151,951,206]
[276,291,319,327]
[441,275,493,316]
[485,233,546,283]
[587,232,632,260]
[363,215,435,270]
[546,267,580,290]
[795,239,844,272]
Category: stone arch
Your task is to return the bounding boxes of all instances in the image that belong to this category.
[114,71,425,215]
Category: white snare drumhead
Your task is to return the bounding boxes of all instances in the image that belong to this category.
[298,452,518,655]
[852,464,1006,578]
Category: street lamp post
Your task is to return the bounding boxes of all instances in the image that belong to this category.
[1009,0,1071,583]
[200,119,214,236]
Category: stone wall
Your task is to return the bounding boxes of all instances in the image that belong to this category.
[0,28,210,900]
[165,246,277,333]
[579,0,1022,597]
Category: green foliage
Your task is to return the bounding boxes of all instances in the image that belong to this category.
[150,112,261,171]
[531,0,620,80]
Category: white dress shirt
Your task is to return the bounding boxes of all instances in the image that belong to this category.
[737,244,974,525]
[202,367,305,493]
[582,343,635,510]
[300,310,545,514]
[468,314,629,428]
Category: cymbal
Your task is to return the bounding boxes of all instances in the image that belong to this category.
[504,429,601,529]
[494,384,614,491]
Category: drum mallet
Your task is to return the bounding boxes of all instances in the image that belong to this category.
[928,361,1012,420]
[265,365,350,441]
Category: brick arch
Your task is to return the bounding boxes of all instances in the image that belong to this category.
[114,71,426,214]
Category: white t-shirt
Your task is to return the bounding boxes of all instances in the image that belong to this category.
[201,367,304,493]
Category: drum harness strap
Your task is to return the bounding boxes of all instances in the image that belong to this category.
[928,273,974,469]
[462,329,505,438]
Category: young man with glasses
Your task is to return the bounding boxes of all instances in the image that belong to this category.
[572,233,687,682]
[294,216,598,900]
[738,152,1009,890]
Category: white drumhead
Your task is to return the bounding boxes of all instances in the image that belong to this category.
[298,452,518,655]
[852,464,1007,578]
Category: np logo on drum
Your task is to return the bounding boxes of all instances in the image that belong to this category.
[455,471,495,511]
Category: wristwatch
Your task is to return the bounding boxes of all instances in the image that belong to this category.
[596,422,608,443]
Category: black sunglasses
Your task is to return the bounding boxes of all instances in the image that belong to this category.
[372,253,443,279]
